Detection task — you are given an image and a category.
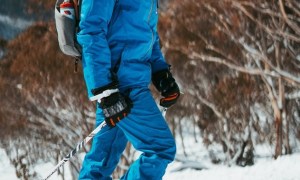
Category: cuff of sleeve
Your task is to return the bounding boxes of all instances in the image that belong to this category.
[89,88,119,102]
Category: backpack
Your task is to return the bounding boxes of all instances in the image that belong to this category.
[55,0,82,72]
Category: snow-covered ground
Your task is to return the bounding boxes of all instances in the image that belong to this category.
[164,153,300,180]
[1,146,300,180]
[1,121,299,180]
[0,149,18,179]
[164,133,300,180]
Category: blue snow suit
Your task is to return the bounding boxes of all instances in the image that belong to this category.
[77,0,176,179]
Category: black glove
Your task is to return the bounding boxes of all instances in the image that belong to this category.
[152,69,180,108]
[92,82,131,127]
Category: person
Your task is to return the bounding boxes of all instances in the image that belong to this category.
[77,0,180,179]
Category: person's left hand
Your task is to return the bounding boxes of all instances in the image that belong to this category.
[152,69,180,108]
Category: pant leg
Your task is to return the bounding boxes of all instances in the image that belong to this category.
[79,106,128,180]
[117,87,176,180]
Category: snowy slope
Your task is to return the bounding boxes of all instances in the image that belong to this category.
[1,147,300,180]
[163,135,300,180]
[164,153,300,180]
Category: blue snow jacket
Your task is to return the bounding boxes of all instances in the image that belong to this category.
[77,0,169,97]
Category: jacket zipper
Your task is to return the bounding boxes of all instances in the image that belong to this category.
[147,0,154,23]
[144,0,155,59]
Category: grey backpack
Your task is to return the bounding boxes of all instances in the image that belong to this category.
[55,0,82,70]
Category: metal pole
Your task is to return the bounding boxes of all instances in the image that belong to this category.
[42,121,107,180]
[43,107,167,180]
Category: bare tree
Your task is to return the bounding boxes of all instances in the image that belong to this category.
[159,0,300,164]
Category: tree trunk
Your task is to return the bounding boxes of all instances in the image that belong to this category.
[274,41,285,159]
[274,76,284,159]
[285,117,291,154]
[274,110,282,159]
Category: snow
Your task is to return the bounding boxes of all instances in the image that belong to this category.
[34,161,72,180]
[1,131,300,180]
[1,145,300,180]
[0,149,18,179]
[1,107,299,180]
[163,133,300,180]
[0,114,299,180]
[164,154,300,180]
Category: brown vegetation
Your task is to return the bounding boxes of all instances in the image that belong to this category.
[0,0,300,178]
[0,21,91,179]
[159,0,300,164]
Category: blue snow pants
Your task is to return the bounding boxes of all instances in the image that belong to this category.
[78,87,176,180]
